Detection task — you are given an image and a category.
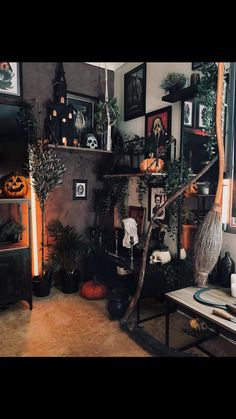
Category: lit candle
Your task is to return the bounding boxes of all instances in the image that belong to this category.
[231,283,236,297]
[231,273,236,284]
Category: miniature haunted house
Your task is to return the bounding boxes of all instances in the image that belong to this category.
[45,62,76,146]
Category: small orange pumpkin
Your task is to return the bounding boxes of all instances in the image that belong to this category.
[80,280,107,300]
[140,154,164,173]
[3,173,28,198]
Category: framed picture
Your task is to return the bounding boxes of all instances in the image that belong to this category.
[148,187,167,221]
[197,103,207,129]
[124,63,146,121]
[145,106,172,161]
[128,206,146,236]
[73,179,88,200]
[183,100,193,127]
[67,91,97,132]
[0,62,22,98]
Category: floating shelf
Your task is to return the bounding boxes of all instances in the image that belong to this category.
[0,198,31,204]
[103,172,166,178]
[162,85,198,103]
[48,144,114,154]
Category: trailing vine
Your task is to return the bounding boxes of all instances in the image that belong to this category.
[94,177,129,227]
[196,62,218,158]
[136,174,164,206]
[164,160,192,238]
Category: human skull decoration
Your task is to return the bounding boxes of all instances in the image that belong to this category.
[86,134,98,149]
[150,249,171,265]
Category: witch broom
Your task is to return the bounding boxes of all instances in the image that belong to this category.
[193,62,225,288]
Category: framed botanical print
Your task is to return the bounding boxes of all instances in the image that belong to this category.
[124,63,146,121]
[0,62,22,98]
[183,100,193,127]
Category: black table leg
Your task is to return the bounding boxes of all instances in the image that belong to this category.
[165,301,170,347]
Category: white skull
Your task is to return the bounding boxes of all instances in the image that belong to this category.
[86,134,98,149]
[150,250,171,265]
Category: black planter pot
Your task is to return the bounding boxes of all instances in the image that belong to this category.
[33,272,52,297]
[61,271,79,294]
[107,291,130,320]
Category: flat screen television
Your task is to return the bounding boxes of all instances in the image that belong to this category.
[0,103,28,178]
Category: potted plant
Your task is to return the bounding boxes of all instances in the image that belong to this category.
[47,219,85,294]
[28,140,66,297]
[160,72,187,94]
[0,219,24,243]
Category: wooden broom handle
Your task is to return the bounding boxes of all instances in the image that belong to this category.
[215,62,225,206]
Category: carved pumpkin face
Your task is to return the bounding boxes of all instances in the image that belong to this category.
[4,174,28,198]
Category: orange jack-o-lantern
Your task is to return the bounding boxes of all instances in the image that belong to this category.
[140,154,164,173]
[3,173,28,198]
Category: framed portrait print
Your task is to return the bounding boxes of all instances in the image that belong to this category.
[183,100,193,127]
[145,106,172,161]
[0,62,22,98]
[148,187,167,221]
[67,91,97,131]
[197,103,207,129]
[73,179,88,200]
[124,63,146,121]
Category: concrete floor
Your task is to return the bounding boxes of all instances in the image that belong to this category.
[0,288,235,357]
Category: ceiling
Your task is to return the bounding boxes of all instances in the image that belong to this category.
[85,62,125,71]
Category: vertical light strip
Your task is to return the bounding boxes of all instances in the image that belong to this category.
[222,178,230,230]
[30,175,39,276]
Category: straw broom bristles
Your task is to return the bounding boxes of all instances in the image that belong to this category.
[193,62,225,288]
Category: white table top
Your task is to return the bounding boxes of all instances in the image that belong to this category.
[166,286,236,335]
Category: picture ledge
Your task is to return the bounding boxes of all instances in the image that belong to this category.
[48,145,114,154]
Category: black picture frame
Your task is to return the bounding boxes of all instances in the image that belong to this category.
[145,106,172,161]
[197,102,207,129]
[124,63,146,121]
[192,62,203,70]
[0,62,22,99]
[148,186,167,221]
[73,179,88,200]
[183,100,194,127]
[67,91,97,132]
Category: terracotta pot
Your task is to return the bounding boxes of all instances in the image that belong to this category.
[181,224,198,252]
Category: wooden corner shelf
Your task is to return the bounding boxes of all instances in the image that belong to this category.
[103,172,167,178]
[162,85,198,103]
[48,144,114,154]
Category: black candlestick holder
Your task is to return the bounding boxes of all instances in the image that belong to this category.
[130,236,134,261]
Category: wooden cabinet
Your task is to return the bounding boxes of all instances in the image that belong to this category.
[0,199,32,310]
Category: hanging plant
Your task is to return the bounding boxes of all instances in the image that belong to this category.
[94,97,121,138]
[17,102,39,144]
[195,62,218,159]
[164,160,192,238]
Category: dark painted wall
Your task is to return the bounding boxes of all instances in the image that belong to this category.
[22,62,114,130]
[22,62,114,237]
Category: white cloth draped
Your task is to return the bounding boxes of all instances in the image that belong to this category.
[122,218,139,248]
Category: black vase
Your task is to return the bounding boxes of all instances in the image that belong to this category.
[218,252,235,288]
[61,270,79,294]
[33,272,52,297]
[107,291,130,320]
